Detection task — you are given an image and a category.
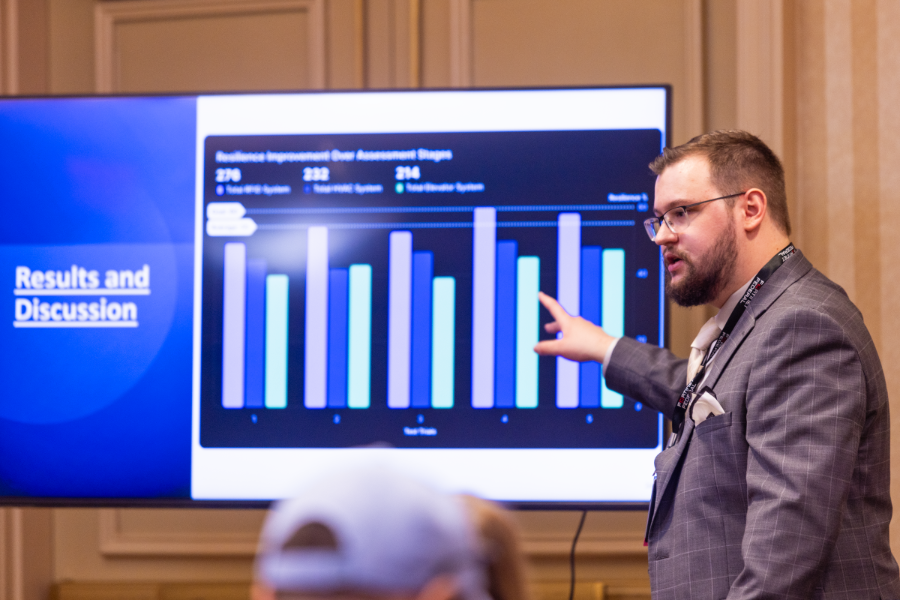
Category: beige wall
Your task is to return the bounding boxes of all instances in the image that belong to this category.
[790,0,900,550]
[0,1,898,600]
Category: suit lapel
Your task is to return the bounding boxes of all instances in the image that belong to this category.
[701,316,755,390]
[702,251,813,390]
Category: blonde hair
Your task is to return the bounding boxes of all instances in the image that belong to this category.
[458,496,531,600]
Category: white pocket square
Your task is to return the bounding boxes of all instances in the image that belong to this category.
[688,386,725,425]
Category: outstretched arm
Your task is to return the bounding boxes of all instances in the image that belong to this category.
[533,291,617,363]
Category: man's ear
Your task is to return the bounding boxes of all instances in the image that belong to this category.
[414,576,461,600]
[741,188,767,233]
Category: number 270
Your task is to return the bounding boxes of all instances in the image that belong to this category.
[215,168,241,182]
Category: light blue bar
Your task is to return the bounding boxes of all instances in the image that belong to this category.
[471,207,496,408]
[388,231,413,408]
[515,257,539,409]
[265,274,289,409]
[348,264,372,409]
[222,243,246,409]
[305,226,328,409]
[431,277,456,409]
[601,248,625,408]
[556,213,581,408]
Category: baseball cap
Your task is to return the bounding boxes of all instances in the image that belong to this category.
[255,465,491,600]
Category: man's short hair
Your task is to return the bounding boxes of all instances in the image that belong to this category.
[649,130,791,236]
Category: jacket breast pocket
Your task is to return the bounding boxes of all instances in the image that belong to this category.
[695,411,733,437]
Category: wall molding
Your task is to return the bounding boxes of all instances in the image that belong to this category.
[445,0,705,129]
[99,508,645,558]
[0,508,21,600]
[523,531,648,558]
[683,0,704,140]
[822,0,855,297]
[0,508,27,600]
[354,0,366,88]
[0,0,18,95]
[98,509,259,558]
[0,508,51,600]
[448,0,471,87]
[53,580,635,600]
[408,0,421,87]
[736,0,785,155]
[683,0,706,141]
[94,0,326,93]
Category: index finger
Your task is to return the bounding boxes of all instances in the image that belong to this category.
[533,338,565,357]
[538,291,571,322]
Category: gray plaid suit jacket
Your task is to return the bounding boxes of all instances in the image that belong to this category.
[606,251,900,600]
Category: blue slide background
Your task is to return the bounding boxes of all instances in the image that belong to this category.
[0,97,195,497]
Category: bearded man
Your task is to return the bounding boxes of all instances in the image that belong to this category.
[536,130,900,599]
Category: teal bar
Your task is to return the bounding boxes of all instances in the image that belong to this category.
[601,249,625,408]
[347,264,372,409]
[515,257,540,409]
[431,277,456,408]
[265,274,289,409]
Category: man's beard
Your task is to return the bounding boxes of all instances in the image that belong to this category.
[665,222,738,307]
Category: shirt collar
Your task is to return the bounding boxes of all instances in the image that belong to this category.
[714,276,755,330]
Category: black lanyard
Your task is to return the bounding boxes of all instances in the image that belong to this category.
[666,243,796,448]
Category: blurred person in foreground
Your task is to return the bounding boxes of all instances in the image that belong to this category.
[253,466,530,600]
[459,495,531,600]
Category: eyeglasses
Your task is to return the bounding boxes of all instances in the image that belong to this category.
[643,191,746,241]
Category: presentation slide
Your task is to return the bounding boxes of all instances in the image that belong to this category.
[0,97,196,498]
[190,90,665,502]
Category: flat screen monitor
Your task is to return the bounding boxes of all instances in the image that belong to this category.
[0,86,668,506]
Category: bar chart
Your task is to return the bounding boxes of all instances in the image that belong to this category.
[469,209,624,410]
[471,207,542,409]
[200,127,664,450]
[220,236,373,411]
[555,212,625,409]
[387,231,457,409]
[304,227,374,409]
[220,228,458,413]
[221,243,295,410]
[220,208,625,413]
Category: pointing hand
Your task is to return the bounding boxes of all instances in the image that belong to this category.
[533,292,616,363]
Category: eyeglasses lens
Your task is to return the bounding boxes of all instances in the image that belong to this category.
[666,208,688,234]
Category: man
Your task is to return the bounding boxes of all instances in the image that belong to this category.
[253,465,492,600]
[536,130,900,599]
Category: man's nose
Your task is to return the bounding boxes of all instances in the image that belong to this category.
[653,220,677,246]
